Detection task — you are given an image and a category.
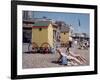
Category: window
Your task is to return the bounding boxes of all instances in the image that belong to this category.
[64,32,66,35]
[39,28,42,31]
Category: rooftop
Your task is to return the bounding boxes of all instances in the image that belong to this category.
[60,25,70,32]
[32,21,51,28]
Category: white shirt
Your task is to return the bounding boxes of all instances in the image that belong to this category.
[59,48,68,57]
[69,37,72,41]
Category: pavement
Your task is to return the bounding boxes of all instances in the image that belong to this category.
[22,43,90,69]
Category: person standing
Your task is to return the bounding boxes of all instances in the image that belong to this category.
[69,36,73,48]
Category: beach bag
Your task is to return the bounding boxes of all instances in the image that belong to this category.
[61,56,68,65]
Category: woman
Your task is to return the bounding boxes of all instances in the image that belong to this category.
[67,47,86,63]
[56,48,67,63]
[56,47,83,65]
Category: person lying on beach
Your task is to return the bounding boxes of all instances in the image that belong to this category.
[67,48,87,63]
[56,47,83,65]
[56,47,68,65]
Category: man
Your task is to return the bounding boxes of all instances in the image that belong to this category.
[69,36,73,48]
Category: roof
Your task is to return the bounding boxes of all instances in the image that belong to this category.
[32,21,51,28]
[23,19,35,24]
[60,25,70,32]
[72,33,89,38]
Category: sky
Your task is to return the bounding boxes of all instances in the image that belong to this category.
[31,11,90,35]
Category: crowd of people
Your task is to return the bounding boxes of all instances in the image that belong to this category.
[78,40,90,49]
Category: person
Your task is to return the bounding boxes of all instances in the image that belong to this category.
[56,48,68,65]
[67,47,86,63]
[71,40,78,54]
[56,47,84,65]
[69,36,73,48]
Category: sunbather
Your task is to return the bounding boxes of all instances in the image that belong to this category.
[56,47,83,65]
[67,47,87,63]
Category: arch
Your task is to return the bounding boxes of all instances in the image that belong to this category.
[40,42,51,48]
[40,42,51,53]
[32,42,39,48]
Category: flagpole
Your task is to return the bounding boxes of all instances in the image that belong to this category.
[78,19,80,48]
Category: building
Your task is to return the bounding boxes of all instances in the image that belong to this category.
[23,11,34,43]
[60,25,70,46]
[23,11,33,20]
[72,33,89,41]
[23,19,35,43]
[32,21,57,48]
